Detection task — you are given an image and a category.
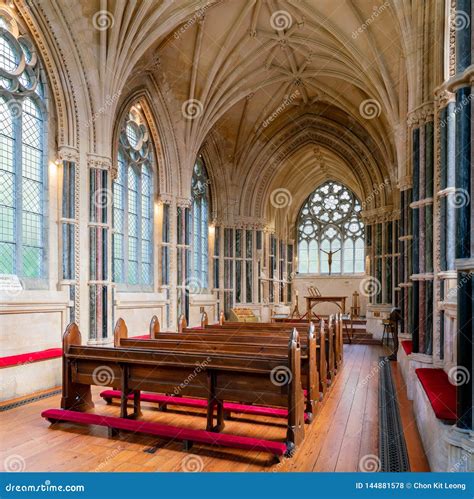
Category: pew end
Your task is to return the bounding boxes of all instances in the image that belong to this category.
[149,315,160,338]
[178,314,187,333]
[200,307,209,328]
[114,318,128,347]
[61,323,94,411]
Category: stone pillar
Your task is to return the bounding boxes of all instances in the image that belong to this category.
[87,155,113,343]
[58,147,80,324]
[444,12,473,465]
[408,105,435,355]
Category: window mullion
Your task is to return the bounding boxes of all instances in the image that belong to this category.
[123,167,129,284]
[137,168,143,285]
[15,102,23,277]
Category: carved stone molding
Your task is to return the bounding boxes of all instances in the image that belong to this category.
[398,176,413,191]
[435,88,456,108]
[407,101,435,127]
[361,206,400,224]
[58,146,79,163]
[158,193,174,205]
[87,154,112,171]
[176,197,192,209]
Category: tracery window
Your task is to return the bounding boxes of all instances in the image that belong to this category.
[0,12,47,282]
[112,107,154,288]
[297,181,364,274]
[191,157,209,289]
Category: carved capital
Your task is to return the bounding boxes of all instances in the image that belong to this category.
[58,145,79,163]
[87,153,112,171]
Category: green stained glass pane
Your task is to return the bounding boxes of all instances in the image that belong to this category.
[0,242,14,273]
[0,170,14,206]
[22,211,41,246]
[0,206,14,241]
[22,245,42,278]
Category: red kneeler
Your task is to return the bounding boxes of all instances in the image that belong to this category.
[41,409,288,457]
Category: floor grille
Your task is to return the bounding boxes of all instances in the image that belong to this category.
[0,389,61,412]
[378,357,410,472]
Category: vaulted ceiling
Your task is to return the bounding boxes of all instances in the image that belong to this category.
[33,0,441,231]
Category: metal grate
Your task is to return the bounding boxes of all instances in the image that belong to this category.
[0,389,61,412]
[378,357,411,472]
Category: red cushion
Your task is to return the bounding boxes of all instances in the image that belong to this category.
[41,409,287,456]
[100,390,309,422]
[130,335,150,340]
[0,348,62,368]
[415,368,457,423]
[401,340,413,356]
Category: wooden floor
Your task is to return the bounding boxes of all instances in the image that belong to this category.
[1,344,410,472]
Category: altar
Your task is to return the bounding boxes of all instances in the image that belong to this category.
[300,295,347,319]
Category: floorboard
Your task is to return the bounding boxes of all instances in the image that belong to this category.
[1,344,396,472]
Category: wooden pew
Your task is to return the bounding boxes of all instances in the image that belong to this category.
[182,319,332,396]
[51,322,305,457]
[113,317,319,420]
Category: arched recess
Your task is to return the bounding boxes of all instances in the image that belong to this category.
[240,112,394,222]
[15,0,90,151]
[112,89,170,197]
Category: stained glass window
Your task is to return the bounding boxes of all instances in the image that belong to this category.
[191,157,209,290]
[112,107,154,288]
[0,15,47,282]
[297,181,364,274]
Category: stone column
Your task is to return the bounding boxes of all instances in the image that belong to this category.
[87,154,113,343]
[408,104,435,355]
[444,9,474,465]
[58,146,80,324]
